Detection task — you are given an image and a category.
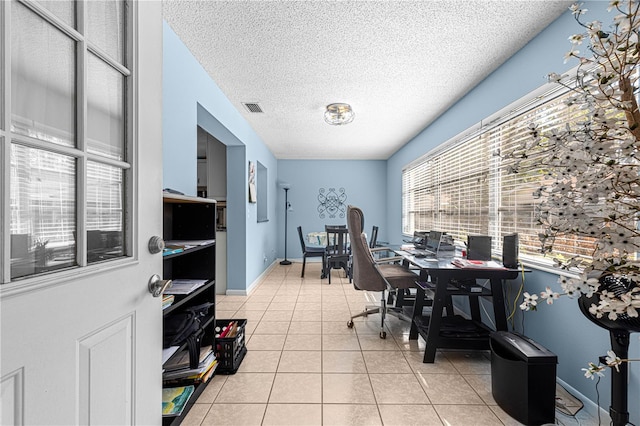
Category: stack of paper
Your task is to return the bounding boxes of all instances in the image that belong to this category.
[164,279,208,295]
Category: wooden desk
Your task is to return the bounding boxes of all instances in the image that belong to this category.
[395,250,522,363]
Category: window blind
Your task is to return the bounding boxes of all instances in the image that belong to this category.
[402,86,598,263]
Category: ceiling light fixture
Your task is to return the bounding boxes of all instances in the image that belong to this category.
[324,103,355,125]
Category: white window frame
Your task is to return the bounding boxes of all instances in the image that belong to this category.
[0,0,137,291]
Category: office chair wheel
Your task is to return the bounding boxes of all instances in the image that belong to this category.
[347,320,354,328]
[379,331,387,339]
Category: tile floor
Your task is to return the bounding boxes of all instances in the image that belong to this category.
[181,262,599,426]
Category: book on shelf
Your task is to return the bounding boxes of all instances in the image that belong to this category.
[163,350,216,382]
[162,385,195,417]
[164,239,216,251]
[162,346,180,365]
[164,346,213,372]
[162,294,175,310]
[162,247,184,256]
[451,258,506,269]
[163,279,208,295]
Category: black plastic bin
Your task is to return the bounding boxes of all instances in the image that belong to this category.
[490,331,557,425]
[215,319,247,374]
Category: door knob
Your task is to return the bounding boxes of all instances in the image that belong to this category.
[148,236,165,254]
[148,274,172,297]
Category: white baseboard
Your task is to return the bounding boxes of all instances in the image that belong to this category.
[224,260,278,296]
[556,377,610,424]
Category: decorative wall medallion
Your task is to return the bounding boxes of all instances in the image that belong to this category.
[318,187,347,218]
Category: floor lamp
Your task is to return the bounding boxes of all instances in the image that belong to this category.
[280,184,292,265]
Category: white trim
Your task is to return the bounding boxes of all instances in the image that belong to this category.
[225,261,279,296]
[556,377,611,424]
[0,257,139,299]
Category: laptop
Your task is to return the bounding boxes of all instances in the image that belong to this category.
[410,230,443,257]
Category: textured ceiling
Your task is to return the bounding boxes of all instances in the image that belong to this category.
[162,0,573,160]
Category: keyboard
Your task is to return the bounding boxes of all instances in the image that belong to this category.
[408,248,436,258]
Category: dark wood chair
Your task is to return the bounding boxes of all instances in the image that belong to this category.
[297,226,326,278]
[324,225,350,284]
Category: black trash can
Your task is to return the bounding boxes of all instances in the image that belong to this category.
[490,331,557,425]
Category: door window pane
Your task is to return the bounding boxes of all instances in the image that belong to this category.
[87,161,124,263]
[87,54,124,161]
[11,1,75,147]
[35,0,76,28]
[10,144,76,279]
[87,0,124,63]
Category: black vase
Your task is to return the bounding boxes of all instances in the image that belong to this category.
[577,275,640,426]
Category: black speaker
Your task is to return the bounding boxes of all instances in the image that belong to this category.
[503,234,519,269]
[467,235,492,261]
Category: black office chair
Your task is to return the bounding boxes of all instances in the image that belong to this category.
[346,205,419,338]
[297,226,326,278]
[325,225,350,284]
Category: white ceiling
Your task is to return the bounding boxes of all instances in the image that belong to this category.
[162,0,573,160]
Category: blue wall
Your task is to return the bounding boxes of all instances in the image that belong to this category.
[163,22,279,292]
[387,2,638,421]
[277,160,387,260]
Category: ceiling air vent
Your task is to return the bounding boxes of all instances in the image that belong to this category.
[243,102,263,113]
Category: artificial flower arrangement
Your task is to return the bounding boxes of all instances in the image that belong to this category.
[507,0,640,378]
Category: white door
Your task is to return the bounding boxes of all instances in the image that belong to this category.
[1,1,163,424]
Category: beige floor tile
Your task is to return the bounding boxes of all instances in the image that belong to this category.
[237,350,281,373]
[283,333,322,351]
[323,373,376,404]
[322,404,382,426]
[215,310,238,320]
[216,301,245,311]
[278,350,322,372]
[403,351,458,374]
[288,321,322,335]
[434,404,502,426]
[253,320,291,334]
[261,310,294,321]
[247,334,286,351]
[358,334,401,351]
[241,301,271,311]
[201,403,266,425]
[296,302,322,311]
[395,336,426,353]
[442,350,492,375]
[292,310,322,321]
[232,309,266,322]
[195,374,227,403]
[322,351,367,373]
[322,334,361,351]
[463,374,495,405]
[362,351,412,374]
[215,372,275,403]
[269,373,322,403]
[368,373,430,404]
[417,373,484,405]
[269,302,297,311]
[246,295,274,303]
[180,403,211,426]
[262,403,322,426]
[378,404,444,426]
[322,321,357,335]
[297,294,322,303]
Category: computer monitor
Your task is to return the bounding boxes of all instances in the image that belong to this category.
[424,231,443,253]
[467,235,492,261]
